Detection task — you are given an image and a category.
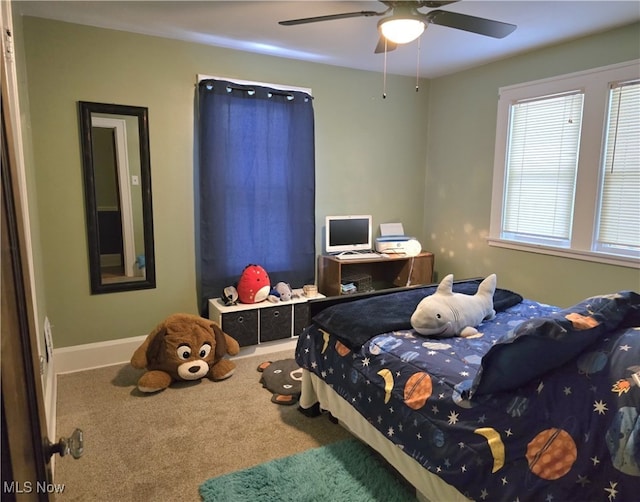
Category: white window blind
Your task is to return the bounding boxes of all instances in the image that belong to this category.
[490,60,639,267]
[503,91,584,244]
[596,80,640,255]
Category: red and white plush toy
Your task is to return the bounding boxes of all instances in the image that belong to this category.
[236,264,271,303]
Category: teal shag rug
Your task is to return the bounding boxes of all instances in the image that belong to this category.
[199,438,416,501]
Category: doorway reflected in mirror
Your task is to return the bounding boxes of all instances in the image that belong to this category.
[78,102,155,294]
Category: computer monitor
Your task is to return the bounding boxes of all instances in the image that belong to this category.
[325,215,372,254]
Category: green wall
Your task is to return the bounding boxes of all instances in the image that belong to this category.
[18,16,640,348]
[424,22,640,306]
[20,17,430,348]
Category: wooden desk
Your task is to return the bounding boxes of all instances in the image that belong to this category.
[317,252,434,297]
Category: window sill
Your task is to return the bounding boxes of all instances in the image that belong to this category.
[487,238,639,269]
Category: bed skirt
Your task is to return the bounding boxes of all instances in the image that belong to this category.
[299,369,470,502]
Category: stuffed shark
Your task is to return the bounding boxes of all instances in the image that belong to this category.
[411,274,497,338]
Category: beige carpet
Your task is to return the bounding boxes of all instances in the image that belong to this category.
[54,349,352,501]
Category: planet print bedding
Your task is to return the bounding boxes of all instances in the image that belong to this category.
[295,288,639,501]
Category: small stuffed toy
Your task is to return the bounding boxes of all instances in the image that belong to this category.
[237,264,270,303]
[257,359,303,405]
[221,285,238,306]
[274,282,293,302]
[411,274,496,338]
[267,282,294,303]
[130,313,240,393]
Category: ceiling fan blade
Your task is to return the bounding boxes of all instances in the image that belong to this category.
[425,10,516,39]
[279,10,386,26]
[374,36,397,54]
[417,1,460,7]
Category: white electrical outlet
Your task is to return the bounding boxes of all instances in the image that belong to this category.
[131,175,139,186]
[44,316,53,362]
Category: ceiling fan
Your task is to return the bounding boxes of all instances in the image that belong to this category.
[279,1,517,53]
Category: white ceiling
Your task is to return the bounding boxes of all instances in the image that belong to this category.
[15,1,640,78]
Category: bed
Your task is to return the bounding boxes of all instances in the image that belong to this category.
[295,278,639,501]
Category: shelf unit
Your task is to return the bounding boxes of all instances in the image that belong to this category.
[317,252,434,297]
[208,295,322,347]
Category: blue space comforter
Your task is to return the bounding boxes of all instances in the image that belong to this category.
[296,289,640,501]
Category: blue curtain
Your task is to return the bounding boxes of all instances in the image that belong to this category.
[197,79,316,313]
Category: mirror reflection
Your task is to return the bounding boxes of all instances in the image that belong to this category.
[79,102,155,294]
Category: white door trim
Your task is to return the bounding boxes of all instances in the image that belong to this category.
[91,117,136,278]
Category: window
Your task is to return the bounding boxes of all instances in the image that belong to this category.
[490,60,640,267]
[595,81,640,258]
[502,91,583,247]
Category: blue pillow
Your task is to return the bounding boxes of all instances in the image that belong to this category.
[469,290,640,398]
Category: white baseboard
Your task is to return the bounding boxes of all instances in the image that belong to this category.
[234,337,298,360]
[54,335,147,374]
[53,336,298,375]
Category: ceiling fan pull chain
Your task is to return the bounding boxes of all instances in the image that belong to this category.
[416,36,421,92]
[383,38,388,99]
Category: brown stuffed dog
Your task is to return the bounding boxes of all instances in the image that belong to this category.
[130,313,240,393]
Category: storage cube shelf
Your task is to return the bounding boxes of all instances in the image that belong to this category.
[208,295,321,347]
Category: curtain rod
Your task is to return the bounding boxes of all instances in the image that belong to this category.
[222,83,313,100]
[199,80,313,101]
[197,74,312,95]
[225,84,293,100]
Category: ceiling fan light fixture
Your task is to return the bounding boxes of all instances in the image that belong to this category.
[378,16,425,45]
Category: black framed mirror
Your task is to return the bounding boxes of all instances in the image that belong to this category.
[78,101,155,294]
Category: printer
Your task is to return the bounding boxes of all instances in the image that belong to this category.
[374,223,422,257]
